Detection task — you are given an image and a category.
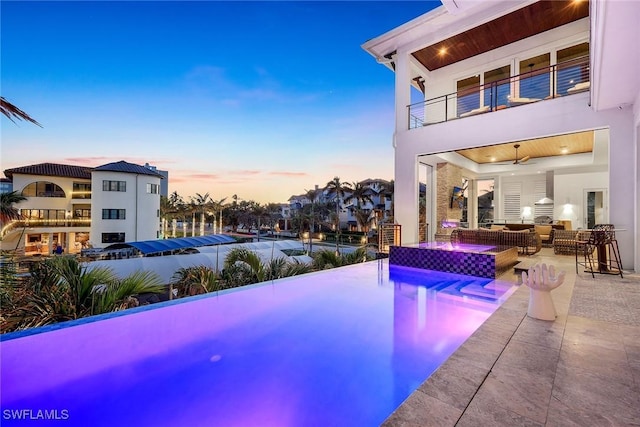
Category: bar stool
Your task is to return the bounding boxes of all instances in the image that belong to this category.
[595,224,623,278]
[575,229,597,278]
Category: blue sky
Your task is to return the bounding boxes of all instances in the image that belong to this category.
[2,1,439,203]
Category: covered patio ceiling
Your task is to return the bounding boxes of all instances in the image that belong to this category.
[418,128,608,177]
[455,130,594,164]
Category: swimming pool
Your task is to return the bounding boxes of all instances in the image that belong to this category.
[1,260,517,426]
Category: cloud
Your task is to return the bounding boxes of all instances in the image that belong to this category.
[228,170,261,176]
[182,173,221,180]
[268,171,309,177]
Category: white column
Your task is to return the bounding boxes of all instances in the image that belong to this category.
[394,50,412,135]
[200,212,205,236]
[393,49,418,245]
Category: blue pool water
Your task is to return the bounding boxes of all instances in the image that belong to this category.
[1,260,516,426]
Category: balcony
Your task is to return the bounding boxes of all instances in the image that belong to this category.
[408,56,589,129]
[1,218,91,238]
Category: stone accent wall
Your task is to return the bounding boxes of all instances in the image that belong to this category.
[436,162,464,235]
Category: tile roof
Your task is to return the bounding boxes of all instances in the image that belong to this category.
[93,161,164,178]
[4,163,92,180]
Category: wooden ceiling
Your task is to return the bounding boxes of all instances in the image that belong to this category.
[413,0,589,71]
[455,131,594,164]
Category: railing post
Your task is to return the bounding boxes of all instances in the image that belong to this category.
[407,104,411,130]
[444,94,448,122]
[552,64,556,98]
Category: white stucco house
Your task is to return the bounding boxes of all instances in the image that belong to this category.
[90,161,163,247]
[363,0,640,272]
[1,161,163,254]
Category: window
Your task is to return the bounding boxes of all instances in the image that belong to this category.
[102,232,125,243]
[457,76,480,116]
[519,53,550,99]
[477,179,495,225]
[503,182,522,221]
[22,209,66,224]
[73,205,91,219]
[21,182,65,198]
[557,42,589,95]
[483,65,510,109]
[102,180,126,192]
[147,183,159,194]
[102,209,126,220]
[72,182,91,199]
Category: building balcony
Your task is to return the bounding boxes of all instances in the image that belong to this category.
[408,56,589,129]
[1,218,91,238]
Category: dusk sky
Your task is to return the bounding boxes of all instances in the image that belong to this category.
[2,1,440,203]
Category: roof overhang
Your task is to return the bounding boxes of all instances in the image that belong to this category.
[413,0,589,71]
[363,1,588,71]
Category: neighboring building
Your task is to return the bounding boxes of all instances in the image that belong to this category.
[91,161,163,247]
[1,160,164,254]
[143,163,169,197]
[2,163,93,255]
[363,0,639,272]
[0,178,13,194]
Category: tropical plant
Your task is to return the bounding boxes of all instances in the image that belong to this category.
[312,249,344,270]
[0,191,26,225]
[43,256,117,315]
[207,197,227,233]
[171,265,221,297]
[223,247,266,285]
[25,256,164,317]
[344,182,374,210]
[325,177,352,254]
[381,179,395,223]
[191,192,212,236]
[343,247,371,264]
[0,97,42,127]
[98,270,165,312]
[352,207,375,234]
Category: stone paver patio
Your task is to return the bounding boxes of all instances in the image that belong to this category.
[384,248,640,426]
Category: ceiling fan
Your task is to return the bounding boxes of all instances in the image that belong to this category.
[496,144,532,165]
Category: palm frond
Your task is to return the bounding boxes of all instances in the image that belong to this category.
[0,97,42,127]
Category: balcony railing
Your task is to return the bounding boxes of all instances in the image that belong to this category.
[1,218,91,238]
[408,56,590,129]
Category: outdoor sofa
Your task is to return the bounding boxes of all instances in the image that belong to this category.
[450,228,541,255]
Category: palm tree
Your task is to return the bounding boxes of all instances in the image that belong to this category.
[0,97,42,127]
[352,207,375,234]
[191,192,211,236]
[344,182,374,232]
[0,191,26,226]
[250,204,270,241]
[264,203,282,235]
[381,180,395,223]
[304,188,320,253]
[344,182,374,209]
[325,177,352,254]
[207,197,227,233]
